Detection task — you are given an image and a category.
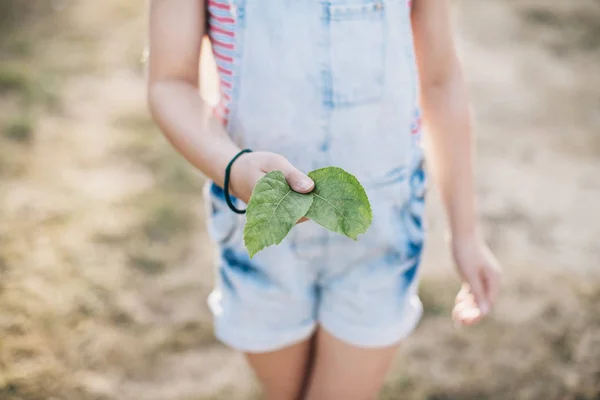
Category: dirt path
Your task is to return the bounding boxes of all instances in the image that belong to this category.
[1,1,255,399]
[0,0,598,399]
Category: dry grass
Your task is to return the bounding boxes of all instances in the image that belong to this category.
[0,2,221,398]
[3,116,34,143]
[0,0,599,399]
[383,275,600,399]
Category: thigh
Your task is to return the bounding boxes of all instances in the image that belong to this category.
[304,328,400,400]
[246,336,314,400]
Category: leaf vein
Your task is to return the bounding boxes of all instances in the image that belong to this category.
[313,193,351,224]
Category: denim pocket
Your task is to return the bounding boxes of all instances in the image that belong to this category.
[357,160,425,257]
[203,182,242,246]
[326,0,385,106]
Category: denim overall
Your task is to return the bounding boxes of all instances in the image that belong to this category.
[205,0,426,351]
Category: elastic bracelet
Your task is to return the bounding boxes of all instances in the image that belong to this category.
[224,149,253,214]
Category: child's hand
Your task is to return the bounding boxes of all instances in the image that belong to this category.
[450,234,502,326]
[229,151,315,204]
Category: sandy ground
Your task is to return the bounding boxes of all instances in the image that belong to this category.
[0,0,599,399]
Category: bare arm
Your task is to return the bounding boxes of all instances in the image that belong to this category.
[412,0,476,239]
[412,0,501,324]
[147,0,313,202]
[147,0,240,187]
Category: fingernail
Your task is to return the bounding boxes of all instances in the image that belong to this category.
[480,301,490,315]
[298,177,313,191]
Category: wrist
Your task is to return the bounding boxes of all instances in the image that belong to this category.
[448,228,482,248]
[447,209,479,244]
[225,149,253,204]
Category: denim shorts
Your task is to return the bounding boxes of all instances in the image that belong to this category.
[205,156,425,352]
[205,0,425,352]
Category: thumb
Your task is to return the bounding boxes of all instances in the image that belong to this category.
[285,167,314,193]
[269,156,314,193]
[465,272,490,315]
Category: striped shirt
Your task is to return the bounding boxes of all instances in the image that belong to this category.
[207,0,237,126]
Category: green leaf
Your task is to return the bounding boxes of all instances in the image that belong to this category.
[305,167,372,240]
[243,171,314,257]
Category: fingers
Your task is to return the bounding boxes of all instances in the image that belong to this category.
[453,305,482,326]
[454,284,470,304]
[265,154,314,193]
[452,284,483,326]
[288,170,314,193]
[453,267,500,327]
[455,308,483,326]
[283,163,314,193]
[451,240,502,326]
[464,270,490,316]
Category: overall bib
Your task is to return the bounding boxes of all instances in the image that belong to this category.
[205,0,426,351]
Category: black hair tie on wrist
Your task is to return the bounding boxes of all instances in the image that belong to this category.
[223,149,253,214]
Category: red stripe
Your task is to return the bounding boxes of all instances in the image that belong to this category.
[411,118,421,134]
[211,38,234,50]
[217,65,233,76]
[221,102,230,114]
[217,115,228,126]
[211,15,235,24]
[208,0,229,10]
[214,102,229,115]
[214,103,229,126]
[211,25,234,37]
[213,49,233,63]
[209,0,235,127]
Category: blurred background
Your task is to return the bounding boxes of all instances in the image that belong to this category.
[0,0,599,399]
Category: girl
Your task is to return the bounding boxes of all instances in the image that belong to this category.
[147,0,501,398]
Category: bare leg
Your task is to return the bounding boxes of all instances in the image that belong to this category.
[245,336,314,400]
[304,328,400,400]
